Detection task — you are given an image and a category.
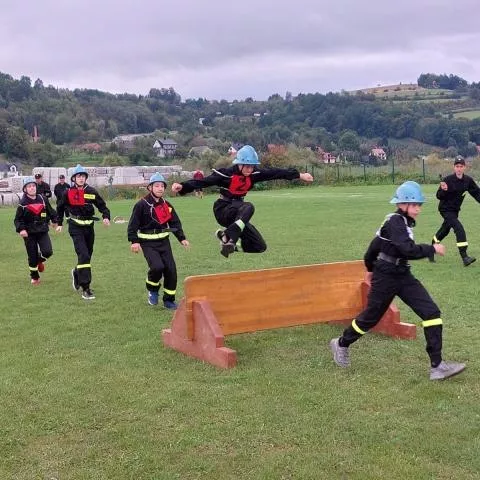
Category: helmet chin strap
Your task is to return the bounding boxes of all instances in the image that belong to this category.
[149,187,163,200]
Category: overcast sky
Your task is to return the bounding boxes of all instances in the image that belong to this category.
[1,0,478,101]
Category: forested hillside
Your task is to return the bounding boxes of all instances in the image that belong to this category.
[1,71,480,166]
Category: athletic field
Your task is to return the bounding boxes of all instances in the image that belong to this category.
[1,185,479,479]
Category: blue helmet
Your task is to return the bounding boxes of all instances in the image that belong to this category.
[232,145,260,165]
[71,164,89,182]
[148,172,167,187]
[390,181,426,204]
[22,177,36,190]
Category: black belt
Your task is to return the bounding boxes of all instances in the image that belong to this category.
[219,194,244,202]
[140,228,177,234]
[378,252,409,266]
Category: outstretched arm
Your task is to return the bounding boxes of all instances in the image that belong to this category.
[299,173,313,182]
[467,177,480,203]
[256,167,313,183]
[172,169,225,195]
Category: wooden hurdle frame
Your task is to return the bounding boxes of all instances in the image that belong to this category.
[162,261,416,368]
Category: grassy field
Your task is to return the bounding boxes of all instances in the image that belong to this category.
[452,110,480,120]
[2,185,480,479]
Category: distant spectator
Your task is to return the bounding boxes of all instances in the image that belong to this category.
[54,174,70,202]
[192,170,205,199]
[34,173,52,199]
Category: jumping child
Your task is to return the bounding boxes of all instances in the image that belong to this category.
[128,173,189,309]
[14,177,58,285]
[330,181,466,380]
[171,145,313,257]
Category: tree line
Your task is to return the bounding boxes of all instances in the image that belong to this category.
[1,71,480,165]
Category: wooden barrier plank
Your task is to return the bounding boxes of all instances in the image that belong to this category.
[185,261,366,335]
[162,261,416,368]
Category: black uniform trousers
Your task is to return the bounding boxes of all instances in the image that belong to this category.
[434,211,468,256]
[213,198,267,253]
[24,232,53,279]
[339,262,443,367]
[141,240,177,301]
[68,221,95,289]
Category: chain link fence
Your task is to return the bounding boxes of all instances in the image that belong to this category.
[305,158,480,185]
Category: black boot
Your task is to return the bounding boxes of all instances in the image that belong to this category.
[459,246,476,266]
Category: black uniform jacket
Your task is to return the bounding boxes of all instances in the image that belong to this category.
[178,165,300,199]
[14,194,57,234]
[54,182,70,200]
[436,173,480,213]
[56,184,110,226]
[364,210,435,272]
[127,194,186,244]
[36,181,52,199]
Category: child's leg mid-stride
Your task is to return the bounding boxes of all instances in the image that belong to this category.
[159,245,178,310]
[331,269,397,367]
[69,223,95,300]
[24,235,42,283]
[330,269,466,380]
[142,244,163,306]
[397,276,465,380]
[142,242,178,309]
[36,232,53,272]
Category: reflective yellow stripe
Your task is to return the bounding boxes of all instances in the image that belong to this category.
[84,194,96,199]
[456,242,468,247]
[163,288,176,295]
[433,236,440,243]
[422,318,443,328]
[29,266,38,271]
[70,218,94,225]
[352,319,366,335]
[77,264,91,269]
[235,219,245,231]
[146,279,161,287]
[41,213,46,217]
[138,232,169,239]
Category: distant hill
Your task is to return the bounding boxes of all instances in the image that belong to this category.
[1,71,480,165]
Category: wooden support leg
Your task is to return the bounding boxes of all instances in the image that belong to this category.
[162,299,237,368]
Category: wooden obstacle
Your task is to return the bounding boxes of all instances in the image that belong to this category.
[162,261,416,368]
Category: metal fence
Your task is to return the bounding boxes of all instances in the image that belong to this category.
[305,158,480,185]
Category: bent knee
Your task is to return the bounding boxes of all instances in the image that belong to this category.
[150,266,164,277]
[253,243,267,253]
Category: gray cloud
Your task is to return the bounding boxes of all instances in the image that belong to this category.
[1,0,479,100]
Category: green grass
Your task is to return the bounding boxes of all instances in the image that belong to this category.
[2,185,480,479]
[452,109,480,120]
[63,152,106,167]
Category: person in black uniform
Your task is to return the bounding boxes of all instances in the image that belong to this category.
[171,145,313,257]
[34,173,52,199]
[430,156,480,266]
[54,174,70,202]
[56,165,110,300]
[128,173,189,309]
[14,177,57,285]
[330,181,466,381]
